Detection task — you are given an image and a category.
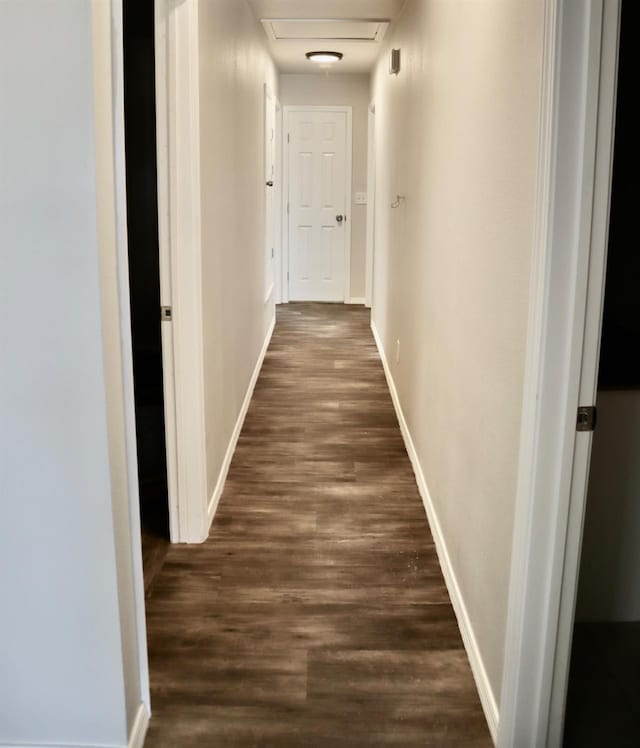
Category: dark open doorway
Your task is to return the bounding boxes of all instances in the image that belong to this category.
[123,0,170,585]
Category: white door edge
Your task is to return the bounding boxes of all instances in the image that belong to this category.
[283,106,353,303]
[154,0,180,542]
[108,0,151,712]
[275,100,283,304]
[498,1,621,746]
[547,1,621,742]
[365,102,376,309]
[155,0,209,544]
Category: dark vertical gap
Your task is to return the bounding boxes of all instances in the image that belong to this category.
[122,0,170,546]
[597,0,637,390]
[563,3,639,746]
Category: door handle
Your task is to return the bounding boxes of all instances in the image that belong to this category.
[336,214,344,223]
[266,180,274,187]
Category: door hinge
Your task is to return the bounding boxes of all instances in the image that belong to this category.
[161,306,173,322]
[287,202,290,215]
[287,271,289,281]
[576,406,597,432]
[287,133,290,144]
[271,247,274,258]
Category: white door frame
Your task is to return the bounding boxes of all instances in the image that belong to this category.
[282,106,353,304]
[498,1,621,745]
[105,0,151,716]
[365,102,376,309]
[275,99,283,304]
[264,83,276,303]
[155,0,209,544]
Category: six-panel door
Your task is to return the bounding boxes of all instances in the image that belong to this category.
[288,110,348,302]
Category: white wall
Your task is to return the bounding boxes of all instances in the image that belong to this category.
[370,0,544,714]
[576,390,640,622]
[0,1,145,745]
[198,1,279,510]
[279,73,370,301]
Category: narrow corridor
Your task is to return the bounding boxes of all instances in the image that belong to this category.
[144,304,491,746]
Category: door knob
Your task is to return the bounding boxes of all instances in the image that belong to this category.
[266,180,274,187]
[336,214,344,223]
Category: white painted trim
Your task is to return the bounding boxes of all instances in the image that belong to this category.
[107,0,150,714]
[498,1,620,746]
[127,703,150,748]
[158,0,208,543]
[365,104,375,308]
[155,0,181,543]
[282,106,353,303]
[275,100,284,304]
[371,320,499,744]
[206,314,276,530]
[547,2,621,743]
[264,83,276,304]
[347,297,366,305]
[281,112,290,304]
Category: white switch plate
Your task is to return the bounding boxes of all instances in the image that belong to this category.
[354,192,368,205]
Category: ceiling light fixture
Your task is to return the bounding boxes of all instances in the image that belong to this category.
[305,51,343,63]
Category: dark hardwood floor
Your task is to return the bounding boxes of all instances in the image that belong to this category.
[144,303,491,747]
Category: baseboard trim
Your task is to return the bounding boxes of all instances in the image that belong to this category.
[371,320,499,744]
[346,297,366,305]
[207,314,276,528]
[128,703,150,748]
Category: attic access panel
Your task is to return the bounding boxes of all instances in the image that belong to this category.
[261,19,389,42]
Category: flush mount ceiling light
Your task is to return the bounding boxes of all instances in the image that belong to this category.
[305,51,344,63]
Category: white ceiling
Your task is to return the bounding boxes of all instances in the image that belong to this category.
[246,0,406,74]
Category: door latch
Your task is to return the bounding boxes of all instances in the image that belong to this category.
[161,306,173,322]
[576,406,597,432]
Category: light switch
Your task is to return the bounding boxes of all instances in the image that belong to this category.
[354,192,368,205]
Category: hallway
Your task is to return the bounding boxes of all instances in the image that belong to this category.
[144,304,491,746]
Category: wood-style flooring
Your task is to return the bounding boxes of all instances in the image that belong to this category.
[144,303,491,747]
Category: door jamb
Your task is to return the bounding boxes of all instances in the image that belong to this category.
[275,99,283,304]
[498,1,621,745]
[365,101,376,309]
[154,0,209,544]
[282,106,353,303]
[264,83,276,304]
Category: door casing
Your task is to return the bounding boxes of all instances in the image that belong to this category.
[498,1,622,745]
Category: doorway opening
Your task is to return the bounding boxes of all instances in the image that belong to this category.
[123,0,170,590]
[563,2,638,744]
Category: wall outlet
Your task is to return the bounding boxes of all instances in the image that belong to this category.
[396,339,400,363]
[354,192,368,205]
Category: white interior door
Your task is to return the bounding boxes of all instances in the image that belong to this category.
[288,109,349,302]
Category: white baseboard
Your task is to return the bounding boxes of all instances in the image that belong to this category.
[207,314,276,528]
[346,297,366,305]
[128,704,149,748]
[371,320,499,744]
